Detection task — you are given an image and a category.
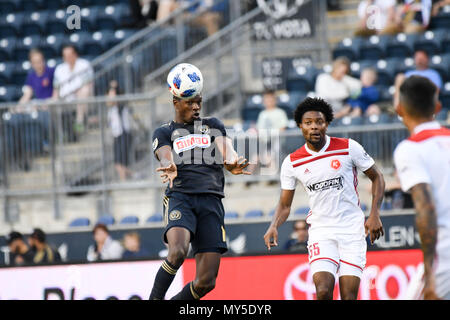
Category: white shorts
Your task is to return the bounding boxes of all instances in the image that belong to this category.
[307,233,367,279]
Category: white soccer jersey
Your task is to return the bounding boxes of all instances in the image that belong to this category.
[394,121,450,299]
[281,135,375,237]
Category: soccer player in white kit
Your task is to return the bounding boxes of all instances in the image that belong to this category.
[393,76,450,300]
[264,97,385,300]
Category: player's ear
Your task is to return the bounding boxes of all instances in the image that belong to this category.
[434,100,442,116]
[395,100,404,118]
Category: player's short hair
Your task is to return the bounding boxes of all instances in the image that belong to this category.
[399,76,437,118]
[294,97,334,125]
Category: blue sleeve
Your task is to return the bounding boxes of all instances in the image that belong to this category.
[152,127,172,154]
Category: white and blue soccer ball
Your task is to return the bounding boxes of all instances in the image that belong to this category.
[167,63,203,99]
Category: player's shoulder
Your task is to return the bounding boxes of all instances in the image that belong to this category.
[394,138,419,160]
[202,116,224,127]
[289,145,311,163]
[326,136,350,151]
[153,122,173,134]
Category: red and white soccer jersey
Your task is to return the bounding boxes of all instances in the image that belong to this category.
[281,135,375,237]
[394,121,450,299]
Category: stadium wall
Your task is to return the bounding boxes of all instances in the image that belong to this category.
[0,249,423,300]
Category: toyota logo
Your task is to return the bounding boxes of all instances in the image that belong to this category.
[283,262,316,300]
[256,0,308,19]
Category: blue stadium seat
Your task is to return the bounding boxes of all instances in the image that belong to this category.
[278,91,306,110]
[364,113,392,125]
[40,34,66,59]
[79,6,101,32]
[95,3,131,30]
[286,65,318,93]
[0,13,24,38]
[0,62,15,85]
[0,37,16,61]
[413,29,447,57]
[69,217,91,227]
[67,31,91,55]
[332,37,363,61]
[21,10,49,36]
[225,211,239,219]
[12,61,31,86]
[430,54,450,83]
[120,215,140,225]
[0,1,17,14]
[20,0,44,12]
[45,9,68,35]
[294,207,309,216]
[242,106,263,122]
[97,214,115,225]
[436,109,448,121]
[358,35,390,61]
[146,213,163,223]
[373,59,396,87]
[439,82,450,110]
[0,85,20,102]
[14,35,41,61]
[107,29,136,48]
[244,209,263,218]
[386,33,417,59]
[429,8,450,30]
[45,0,65,10]
[83,31,113,56]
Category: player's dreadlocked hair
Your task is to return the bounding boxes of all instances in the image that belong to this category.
[294,97,334,125]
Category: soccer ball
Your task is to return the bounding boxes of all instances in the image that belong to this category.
[167,63,203,99]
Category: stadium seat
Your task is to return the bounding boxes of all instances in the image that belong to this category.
[40,34,66,59]
[373,59,396,87]
[83,31,113,57]
[286,65,318,93]
[364,113,392,125]
[439,82,450,110]
[107,29,137,48]
[67,31,91,56]
[0,37,16,61]
[20,0,44,12]
[358,35,390,61]
[436,109,448,121]
[332,37,363,61]
[0,85,20,102]
[97,215,115,225]
[0,1,17,14]
[385,33,417,59]
[79,6,101,32]
[14,35,41,61]
[119,215,140,225]
[45,9,68,35]
[294,207,309,216]
[146,213,163,223]
[244,209,263,218]
[0,13,24,38]
[429,7,450,30]
[69,217,91,227]
[0,62,16,85]
[12,61,32,86]
[95,3,131,31]
[21,10,49,36]
[225,211,239,219]
[413,29,447,57]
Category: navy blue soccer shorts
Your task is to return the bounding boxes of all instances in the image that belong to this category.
[162,191,228,255]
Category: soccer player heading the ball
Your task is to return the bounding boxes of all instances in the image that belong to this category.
[149,63,251,300]
[264,97,385,300]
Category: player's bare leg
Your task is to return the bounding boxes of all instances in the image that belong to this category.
[313,272,335,300]
[149,227,190,300]
[339,276,360,300]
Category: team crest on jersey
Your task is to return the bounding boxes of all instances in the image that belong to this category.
[173,134,211,154]
[169,210,182,221]
[331,159,341,170]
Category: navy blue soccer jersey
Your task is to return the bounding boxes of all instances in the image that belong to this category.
[152,117,227,197]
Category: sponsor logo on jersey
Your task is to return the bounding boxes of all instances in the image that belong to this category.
[306,176,343,192]
[173,134,211,154]
[152,138,158,151]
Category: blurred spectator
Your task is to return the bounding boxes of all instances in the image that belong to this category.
[327,0,342,10]
[432,0,450,16]
[394,49,442,106]
[355,0,397,36]
[18,48,55,108]
[157,0,179,21]
[186,0,226,36]
[86,223,123,262]
[127,0,159,28]
[246,90,288,184]
[122,232,150,259]
[53,44,94,135]
[384,170,414,209]
[348,67,381,117]
[315,57,362,119]
[28,228,62,264]
[107,80,136,181]
[393,0,433,34]
[6,231,34,266]
[283,220,309,253]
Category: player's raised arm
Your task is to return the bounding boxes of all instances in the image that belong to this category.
[263,189,295,251]
[363,164,385,244]
[215,135,251,175]
[155,145,177,188]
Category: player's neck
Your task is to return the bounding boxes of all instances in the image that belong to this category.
[306,138,327,153]
[405,116,436,134]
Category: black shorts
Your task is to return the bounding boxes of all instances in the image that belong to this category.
[162,192,228,255]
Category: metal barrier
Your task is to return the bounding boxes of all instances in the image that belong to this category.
[1,93,446,224]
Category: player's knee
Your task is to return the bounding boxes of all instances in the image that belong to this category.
[315,285,333,300]
[340,289,358,300]
[167,245,189,268]
[194,277,216,296]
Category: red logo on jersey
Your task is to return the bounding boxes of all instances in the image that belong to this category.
[331,159,341,170]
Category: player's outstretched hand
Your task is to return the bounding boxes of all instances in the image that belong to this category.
[224,156,251,175]
[364,213,384,244]
[263,226,278,251]
[156,163,177,188]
